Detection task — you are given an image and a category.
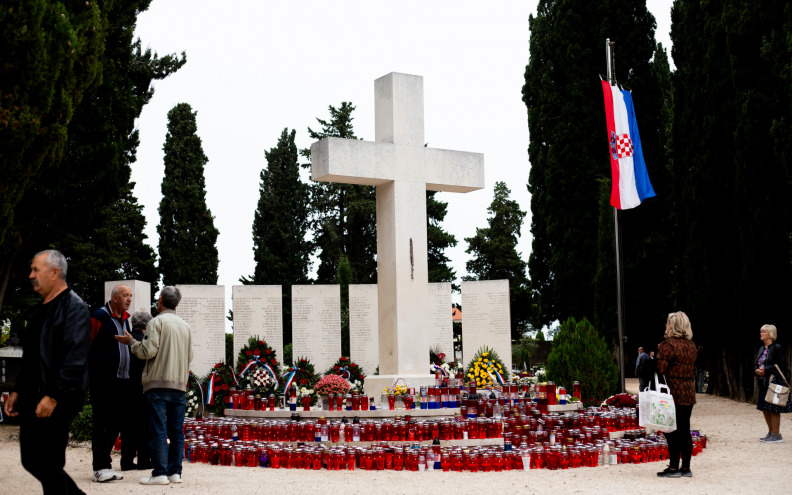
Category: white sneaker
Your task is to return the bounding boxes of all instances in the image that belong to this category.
[92,468,122,482]
[168,474,182,483]
[140,475,169,485]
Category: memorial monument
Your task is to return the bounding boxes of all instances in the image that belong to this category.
[311,72,485,396]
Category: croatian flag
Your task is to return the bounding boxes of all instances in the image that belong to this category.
[601,80,655,209]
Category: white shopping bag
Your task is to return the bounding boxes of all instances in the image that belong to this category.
[638,373,677,433]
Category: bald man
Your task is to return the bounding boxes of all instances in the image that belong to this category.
[87,284,133,482]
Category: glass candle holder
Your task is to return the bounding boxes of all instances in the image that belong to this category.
[388,393,396,410]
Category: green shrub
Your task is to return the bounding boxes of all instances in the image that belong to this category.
[546,317,618,402]
[70,403,93,441]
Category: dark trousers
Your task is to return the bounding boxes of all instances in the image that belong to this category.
[20,408,85,495]
[664,404,694,470]
[90,377,130,471]
[121,391,150,469]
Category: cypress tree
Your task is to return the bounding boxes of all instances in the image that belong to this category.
[464,181,530,340]
[671,0,792,399]
[157,103,219,286]
[243,128,312,345]
[523,1,662,346]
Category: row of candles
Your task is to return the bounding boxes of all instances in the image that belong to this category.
[226,381,581,413]
[185,434,707,471]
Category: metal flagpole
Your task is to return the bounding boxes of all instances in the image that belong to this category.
[606,39,627,393]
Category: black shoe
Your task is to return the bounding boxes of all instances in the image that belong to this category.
[657,467,681,478]
[136,462,152,470]
[680,468,692,477]
[120,463,138,471]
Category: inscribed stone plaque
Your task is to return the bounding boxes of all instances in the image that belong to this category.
[428,282,453,359]
[232,285,283,369]
[291,285,341,373]
[104,280,152,315]
[175,285,226,376]
[349,284,378,377]
[461,280,512,373]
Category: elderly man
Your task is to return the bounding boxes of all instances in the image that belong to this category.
[3,250,90,494]
[116,286,193,485]
[88,284,133,482]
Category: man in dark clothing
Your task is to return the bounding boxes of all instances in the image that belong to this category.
[88,284,132,482]
[636,346,652,391]
[120,310,153,471]
[3,250,90,495]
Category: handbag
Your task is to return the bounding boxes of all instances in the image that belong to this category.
[764,364,791,406]
[638,373,677,433]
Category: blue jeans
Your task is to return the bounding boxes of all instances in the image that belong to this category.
[146,389,185,477]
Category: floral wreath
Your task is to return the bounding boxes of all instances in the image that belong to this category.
[201,362,239,416]
[602,393,638,408]
[235,336,282,395]
[326,356,365,387]
[281,357,321,404]
[465,346,510,389]
[185,371,205,418]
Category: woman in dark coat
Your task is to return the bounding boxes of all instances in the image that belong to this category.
[755,324,790,443]
[656,311,697,478]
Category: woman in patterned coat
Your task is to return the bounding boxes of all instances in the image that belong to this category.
[655,311,697,478]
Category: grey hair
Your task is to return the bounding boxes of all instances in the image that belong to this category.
[130,311,153,331]
[111,284,131,297]
[160,286,182,310]
[761,324,777,341]
[35,250,68,279]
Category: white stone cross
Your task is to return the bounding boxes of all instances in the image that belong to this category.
[311,73,484,393]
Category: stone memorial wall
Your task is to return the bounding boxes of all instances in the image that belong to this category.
[232,285,283,368]
[175,285,226,375]
[291,285,341,373]
[461,279,512,373]
[428,282,454,359]
[349,284,378,377]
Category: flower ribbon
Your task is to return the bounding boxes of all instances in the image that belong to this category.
[432,364,449,377]
[338,366,351,380]
[206,370,217,405]
[229,364,241,388]
[240,357,280,389]
[282,367,301,392]
[487,369,506,387]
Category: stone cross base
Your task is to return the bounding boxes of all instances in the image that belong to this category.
[363,374,436,399]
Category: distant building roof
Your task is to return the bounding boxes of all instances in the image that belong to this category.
[452,307,462,321]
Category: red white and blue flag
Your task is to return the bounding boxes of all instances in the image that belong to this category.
[601,81,655,209]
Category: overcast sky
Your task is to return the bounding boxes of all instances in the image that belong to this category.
[132,1,672,323]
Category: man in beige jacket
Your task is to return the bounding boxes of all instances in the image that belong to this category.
[116,286,193,485]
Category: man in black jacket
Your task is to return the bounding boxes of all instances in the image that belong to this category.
[3,250,90,494]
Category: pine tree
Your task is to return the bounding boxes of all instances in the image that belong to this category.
[157,103,219,285]
[523,0,660,337]
[302,103,377,284]
[243,128,312,345]
[464,181,530,340]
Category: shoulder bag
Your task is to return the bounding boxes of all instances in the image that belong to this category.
[765,364,791,407]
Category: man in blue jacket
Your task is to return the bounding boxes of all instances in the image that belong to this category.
[88,283,132,482]
[3,250,90,494]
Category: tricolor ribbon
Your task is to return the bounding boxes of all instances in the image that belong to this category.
[338,366,351,380]
[282,367,300,392]
[487,369,506,387]
[229,365,241,388]
[206,371,217,405]
[432,364,449,377]
[239,357,280,389]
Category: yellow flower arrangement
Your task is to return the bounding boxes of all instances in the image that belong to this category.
[464,346,509,387]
